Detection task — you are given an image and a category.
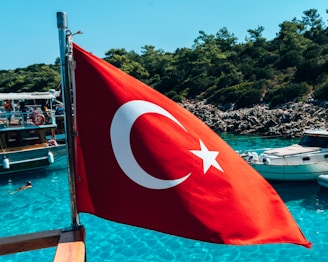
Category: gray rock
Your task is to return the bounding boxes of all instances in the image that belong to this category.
[180,99,328,138]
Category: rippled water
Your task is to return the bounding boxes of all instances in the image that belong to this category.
[0,134,327,261]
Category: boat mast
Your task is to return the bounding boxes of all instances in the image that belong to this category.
[56,12,80,227]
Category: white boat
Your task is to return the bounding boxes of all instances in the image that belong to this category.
[0,91,66,174]
[244,129,328,181]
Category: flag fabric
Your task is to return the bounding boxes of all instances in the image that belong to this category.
[72,43,311,248]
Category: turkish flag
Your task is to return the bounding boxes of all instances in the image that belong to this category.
[72,43,311,247]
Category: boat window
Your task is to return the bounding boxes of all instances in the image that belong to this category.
[299,135,328,148]
[5,130,41,148]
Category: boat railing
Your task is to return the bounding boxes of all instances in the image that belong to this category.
[0,107,64,129]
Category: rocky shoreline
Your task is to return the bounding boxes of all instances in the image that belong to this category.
[181,100,328,138]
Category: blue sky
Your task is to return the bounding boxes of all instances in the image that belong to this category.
[1,0,327,70]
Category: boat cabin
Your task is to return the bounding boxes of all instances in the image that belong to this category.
[299,130,328,148]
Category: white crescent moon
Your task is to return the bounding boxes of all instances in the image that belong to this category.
[110,100,191,189]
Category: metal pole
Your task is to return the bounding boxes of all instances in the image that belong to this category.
[56,11,80,227]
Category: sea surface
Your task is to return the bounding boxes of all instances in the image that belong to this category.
[1,133,328,261]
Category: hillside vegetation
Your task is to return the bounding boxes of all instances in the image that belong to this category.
[1,9,328,110]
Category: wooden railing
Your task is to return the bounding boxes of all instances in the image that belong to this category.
[0,226,85,261]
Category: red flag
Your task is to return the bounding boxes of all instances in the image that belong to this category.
[72,43,311,247]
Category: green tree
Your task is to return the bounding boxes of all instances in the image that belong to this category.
[104,48,150,80]
[275,20,310,68]
[302,9,324,40]
[0,64,60,93]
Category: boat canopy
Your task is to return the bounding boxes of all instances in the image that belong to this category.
[264,144,321,156]
[0,91,57,101]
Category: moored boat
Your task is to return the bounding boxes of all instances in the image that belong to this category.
[0,92,66,174]
[244,129,328,181]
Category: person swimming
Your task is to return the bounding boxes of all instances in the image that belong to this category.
[16,181,32,192]
[9,181,32,194]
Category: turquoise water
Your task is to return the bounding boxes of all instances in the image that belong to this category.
[1,134,328,261]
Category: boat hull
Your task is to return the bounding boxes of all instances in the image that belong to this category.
[0,144,66,174]
[250,162,328,181]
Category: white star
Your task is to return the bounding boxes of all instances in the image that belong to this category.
[190,139,224,174]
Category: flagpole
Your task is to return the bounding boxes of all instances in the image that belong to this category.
[56,11,80,227]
